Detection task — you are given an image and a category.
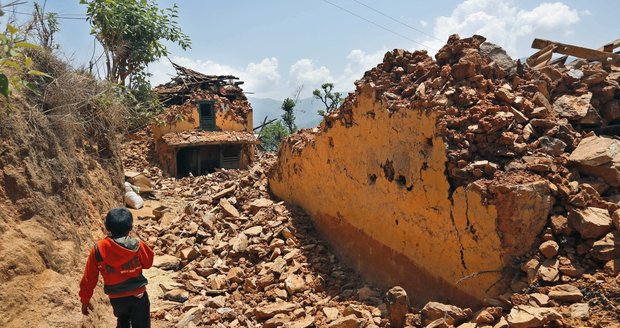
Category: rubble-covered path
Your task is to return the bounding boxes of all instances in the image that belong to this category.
[122,133,394,328]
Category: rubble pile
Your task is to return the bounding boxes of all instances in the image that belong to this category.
[273,34,620,326]
[122,135,397,327]
[121,34,620,326]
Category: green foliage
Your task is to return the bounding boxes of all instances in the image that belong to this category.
[124,70,163,131]
[261,120,289,152]
[0,14,51,104]
[312,83,342,117]
[281,97,297,134]
[81,0,191,85]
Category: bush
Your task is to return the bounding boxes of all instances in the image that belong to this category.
[260,120,289,152]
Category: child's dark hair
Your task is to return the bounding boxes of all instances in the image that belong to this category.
[105,208,133,237]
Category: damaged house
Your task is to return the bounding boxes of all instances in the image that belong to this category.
[153,63,257,177]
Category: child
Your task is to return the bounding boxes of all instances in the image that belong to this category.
[79,208,154,328]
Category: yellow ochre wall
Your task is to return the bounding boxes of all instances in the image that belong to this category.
[153,98,253,140]
[269,84,551,306]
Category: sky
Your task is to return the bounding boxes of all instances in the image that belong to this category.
[8,0,619,99]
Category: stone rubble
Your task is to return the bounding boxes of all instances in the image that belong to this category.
[121,33,620,327]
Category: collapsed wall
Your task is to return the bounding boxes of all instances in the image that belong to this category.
[269,35,620,307]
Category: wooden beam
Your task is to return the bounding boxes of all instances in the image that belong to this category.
[526,44,556,68]
[599,39,620,53]
[532,38,620,65]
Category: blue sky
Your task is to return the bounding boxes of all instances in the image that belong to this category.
[9,0,619,99]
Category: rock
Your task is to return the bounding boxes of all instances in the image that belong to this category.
[357,286,379,301]
[591,231,620,261]
[231,233,249,253]
[254,302,297,320]
[288,316,315,328]
[550,215,571,236]
[284,274,305,295]
[385,286,409,328]
[179,247,200,262]
[249,198,273,213]
[569,136,620,187]
[538,137,566,157]
[613,209,620,232]
[243,226,263,236]
[176,307,201,327]
[426,318,451,328]
[452,60,476,81]
[205,296,226,308]
[569,135,620,166]
[528,293,549,307]
[553,93,592,120]
[164,288,189,303]
[153,254,181,270]
[326,314,362,328]
[537,259,560,282]
[569,303,589,320]
[494,316,509,328]
[548,284,583,303]
[506,305,561,328]
[558,257,585,278]
[219,198,240,218]
[322,307,339,322]
[226,267,245,284]
[569,207,613,239]
[422,301,470,326]
[480,42,515,73]
[603,258,620,275]
[539,240,559,259]
[474,309,495,325]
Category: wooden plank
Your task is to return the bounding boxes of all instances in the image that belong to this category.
[549,55,569,66]
[526,44,556,67]
[599,39,620,53]
[532,38,620,65]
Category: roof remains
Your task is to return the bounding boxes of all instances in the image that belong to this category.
[156,62,246,105]
[162,130,258,148]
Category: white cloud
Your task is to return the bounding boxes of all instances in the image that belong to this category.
[148,56,282,98]
[420,20,428,27]
[286,48,387,96]
[427,0,582,56]
[289,59,333,87]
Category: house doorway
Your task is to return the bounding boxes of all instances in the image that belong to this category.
[175,144,243,177]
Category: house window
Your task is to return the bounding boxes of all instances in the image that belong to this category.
[198,101,216,131]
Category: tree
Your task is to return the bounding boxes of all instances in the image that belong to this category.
[281,97,297,134]
[30,2,59,50]
[80,0,191,85]
[312,83,342,117]
[260,120,288,152]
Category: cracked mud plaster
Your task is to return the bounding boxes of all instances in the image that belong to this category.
[270,85,551,306]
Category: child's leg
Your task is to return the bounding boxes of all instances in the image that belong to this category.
[109,297,132,328]
[128,292,151,328]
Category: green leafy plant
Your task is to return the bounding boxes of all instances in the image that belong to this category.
[0,19,51,101]
[260,120,289,152]
[281,97,297,134]
[313,83,342,117]
[80,0,191,85]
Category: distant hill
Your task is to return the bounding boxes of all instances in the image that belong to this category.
[249,97,323,129]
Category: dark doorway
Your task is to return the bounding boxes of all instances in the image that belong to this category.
[176,145,220,177]
[221,145,241,169]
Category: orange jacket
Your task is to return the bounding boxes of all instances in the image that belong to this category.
[79,236,154,304]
